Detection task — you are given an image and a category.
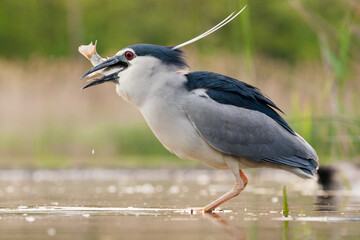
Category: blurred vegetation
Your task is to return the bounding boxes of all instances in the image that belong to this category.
[0,0,359,168]
[0,0,357,62]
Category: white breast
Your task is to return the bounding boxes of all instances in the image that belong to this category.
[138,82,227,169]
[115,57,228,169]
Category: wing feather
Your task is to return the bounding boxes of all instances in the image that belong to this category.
[184,93,318,174]
[185,71,295,135]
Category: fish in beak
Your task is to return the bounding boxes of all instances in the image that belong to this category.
[82,70,122,89]
[81,55,129,89]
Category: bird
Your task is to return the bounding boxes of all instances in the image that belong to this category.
[79,7,319,213]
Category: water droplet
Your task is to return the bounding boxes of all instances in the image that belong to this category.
[168,185,180,194]
[6,186,15,193]
[25,216,36,222]
[92,149,95,155]
[271,196,279,203]
[136,183,154,194]
[122,186,134,194]
[107,185,117,193]
[47,228,56,236]
[196,174,210,185]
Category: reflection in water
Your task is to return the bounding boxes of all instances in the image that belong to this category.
[317,166,341,191]
[202,212,247,240]
[282,221,289,240]
[315,194,338,212]
[316,166,342,212]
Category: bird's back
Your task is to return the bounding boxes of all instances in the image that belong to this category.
[184,71,319,178]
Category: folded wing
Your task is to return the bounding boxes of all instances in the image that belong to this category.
[184,71,318,176]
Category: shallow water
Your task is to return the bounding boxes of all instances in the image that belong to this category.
[0,169,359,240]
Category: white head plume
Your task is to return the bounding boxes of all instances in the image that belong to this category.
[172,5,247,50]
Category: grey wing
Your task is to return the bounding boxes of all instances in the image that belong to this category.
[183,93,318,174]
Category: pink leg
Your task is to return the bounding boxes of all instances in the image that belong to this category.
[203,169,248,212]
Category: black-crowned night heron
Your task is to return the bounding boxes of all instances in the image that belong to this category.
[79,8,319,212]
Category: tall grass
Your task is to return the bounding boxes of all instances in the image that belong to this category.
[289,0,360,164]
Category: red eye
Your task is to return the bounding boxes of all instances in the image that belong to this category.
[125,51,134,60]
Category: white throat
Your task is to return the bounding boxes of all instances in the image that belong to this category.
[115,56,187,109]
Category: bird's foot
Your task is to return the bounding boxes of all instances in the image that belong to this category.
[185,207,226,215]
[184,207,206,215]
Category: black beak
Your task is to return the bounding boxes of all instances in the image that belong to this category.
[82,70,122,89]
[81,55,127,79]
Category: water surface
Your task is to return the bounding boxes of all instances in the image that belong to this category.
[0,169,359,239]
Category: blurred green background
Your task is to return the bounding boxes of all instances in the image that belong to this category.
[0,0,359,168]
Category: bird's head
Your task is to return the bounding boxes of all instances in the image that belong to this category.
[80,7,247,89]
[81,44,188,89]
